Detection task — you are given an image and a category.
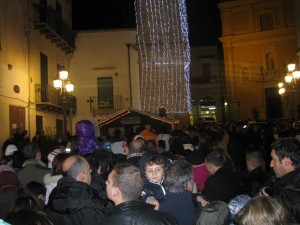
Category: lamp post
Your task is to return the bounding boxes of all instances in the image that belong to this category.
[53,70,74,136]
[278,62,300,121]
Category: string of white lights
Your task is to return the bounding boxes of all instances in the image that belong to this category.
[135,0,191,113]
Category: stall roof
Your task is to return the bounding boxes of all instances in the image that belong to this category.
[98,108,179,128]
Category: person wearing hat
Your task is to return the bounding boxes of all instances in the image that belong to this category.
[5,145,18,157]
[0,167,21,219]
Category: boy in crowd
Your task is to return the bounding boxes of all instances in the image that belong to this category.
[140,155,168,209]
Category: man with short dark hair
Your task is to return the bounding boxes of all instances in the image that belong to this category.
[45,155,111,225]
[102,163,179,225]
[266,137,300,223]
[198,149,240,205]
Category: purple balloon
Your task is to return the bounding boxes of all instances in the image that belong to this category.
[71,120,101,155]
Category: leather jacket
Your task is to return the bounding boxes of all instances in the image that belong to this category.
[102,200,179,225]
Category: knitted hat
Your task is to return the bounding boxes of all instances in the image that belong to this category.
[0,170,20,189]
[5,144,18,156]
[0,165,15,173]
[228,195,251,220]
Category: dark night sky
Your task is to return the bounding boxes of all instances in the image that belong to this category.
[72,0,222,46]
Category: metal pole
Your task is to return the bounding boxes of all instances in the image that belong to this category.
[126,43,133,108]
[62,82,67,136]
[294,90,297,121]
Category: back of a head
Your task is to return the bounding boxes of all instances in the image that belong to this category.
[52,153,69,175]
[11,188,42,213]
[234,196,286,225]
[145,140,157,152]
[84,150,112,176]
[271,137,300,168]
[63,155,86,180]
[246,150,263,168]
[129,140,144,154]
[164,160,193,193]
[111,164,143,201]
[205,149,226,168]
[25,181,46,200]
[22,143,39,160]
[196,201,231,225]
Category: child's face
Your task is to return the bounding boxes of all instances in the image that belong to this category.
[145,164,164,184]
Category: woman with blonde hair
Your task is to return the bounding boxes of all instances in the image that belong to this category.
[234,196,286,225]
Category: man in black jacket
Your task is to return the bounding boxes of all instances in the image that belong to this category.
[198,149,240,205]
[45,155,111,225]
[264,137,300,224]
[102,163,179,225]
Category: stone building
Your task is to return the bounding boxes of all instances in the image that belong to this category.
[218,0,300,121]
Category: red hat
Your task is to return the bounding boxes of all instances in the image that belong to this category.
[0,171,20,189]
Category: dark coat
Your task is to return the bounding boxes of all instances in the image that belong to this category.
[126,154,142,168]
[159,191,199,225]
[240,166,272,197]
[17,160,50,187]
[272,168,300,224]
[102,200,179,225]
[0,186,19,219]
[45,176,111,225]
[201,166,240,203]
[142,179,166,201]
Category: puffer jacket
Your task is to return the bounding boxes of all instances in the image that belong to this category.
[102,200,179,225]
[45,176,111,225]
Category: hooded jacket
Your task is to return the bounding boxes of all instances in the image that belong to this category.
[45,176,111,225]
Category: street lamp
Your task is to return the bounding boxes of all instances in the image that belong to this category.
[278,62,300,120]
[53,70,74,136]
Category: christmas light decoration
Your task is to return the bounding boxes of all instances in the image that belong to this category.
[135,0,191,114]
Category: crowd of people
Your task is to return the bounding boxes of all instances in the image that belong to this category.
[0,119,300,225]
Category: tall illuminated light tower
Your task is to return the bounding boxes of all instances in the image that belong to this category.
[135,0,191,114]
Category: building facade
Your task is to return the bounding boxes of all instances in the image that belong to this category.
[69,29,139,129]
[0,0,75,150]
[218,0,299,121]
[190,45,226,123]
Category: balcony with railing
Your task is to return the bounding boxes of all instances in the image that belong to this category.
[87,95,123,115]
[32,4,75,54]
[35,84,76,115]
